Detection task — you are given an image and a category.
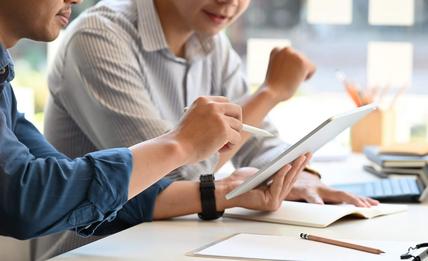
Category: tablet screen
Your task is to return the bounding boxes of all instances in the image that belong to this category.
[225,104,377,200]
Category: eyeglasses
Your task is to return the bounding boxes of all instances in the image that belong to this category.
[401,243,428,261]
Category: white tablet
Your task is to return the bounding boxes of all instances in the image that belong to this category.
[225,103,377,200]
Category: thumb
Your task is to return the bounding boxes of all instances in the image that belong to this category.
[305,192,324,204]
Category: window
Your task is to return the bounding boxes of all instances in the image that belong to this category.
[227,0,428,149]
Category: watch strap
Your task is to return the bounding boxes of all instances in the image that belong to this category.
[198,174,224,220]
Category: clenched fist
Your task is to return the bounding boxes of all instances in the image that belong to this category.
[263,47,316,103]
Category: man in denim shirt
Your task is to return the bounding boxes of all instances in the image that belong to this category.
[0,0,249,239]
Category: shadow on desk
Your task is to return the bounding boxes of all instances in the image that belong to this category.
[31,231,104,261]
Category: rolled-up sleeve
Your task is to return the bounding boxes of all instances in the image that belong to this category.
[0,111,133,240]
[92,178,172,236]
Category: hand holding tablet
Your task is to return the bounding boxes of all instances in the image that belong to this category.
[225,104,377,200]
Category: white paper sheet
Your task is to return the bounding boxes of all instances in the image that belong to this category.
[307,0,353,25]
[193,233,414,261]
[369,0,414,26]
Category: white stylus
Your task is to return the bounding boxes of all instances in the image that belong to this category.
[241,124,274,137]
[183,107,274,137]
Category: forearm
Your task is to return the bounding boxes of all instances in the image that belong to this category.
[152,180,234,220]
[128,132,189,200]
[215,88,279,170]
[152,181,200,219]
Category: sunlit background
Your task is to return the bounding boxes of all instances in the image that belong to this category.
[10,0,428,160]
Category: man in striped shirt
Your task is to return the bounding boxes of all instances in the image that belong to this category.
[46,0,377,218]
[40,0,380,257]
[0,0,266,241]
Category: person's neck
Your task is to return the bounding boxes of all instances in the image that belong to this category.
[154,0,193,58]
[0,21,18,48]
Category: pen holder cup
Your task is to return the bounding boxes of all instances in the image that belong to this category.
[350,109,396,152]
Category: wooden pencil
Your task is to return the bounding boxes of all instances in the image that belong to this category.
[300,233,385,255]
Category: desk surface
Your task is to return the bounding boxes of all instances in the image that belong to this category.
[51,155,428,260]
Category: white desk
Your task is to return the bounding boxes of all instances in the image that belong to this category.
[51,155,428,260]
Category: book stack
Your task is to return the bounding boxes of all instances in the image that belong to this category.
[363,144,428,179]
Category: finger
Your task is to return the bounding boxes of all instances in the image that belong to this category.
[191,96,229,110]
[288,156,306,176]
[296,153,312,174]
[203,96,230,103]
[280,156,306,199]
[225,116,243,133]
[270,47,281,58]
[366,197,380,206]
[269,166,289,200]
[288,153,312,185]
[338,191,368,207]
[290,155,309,183]
[220,103,243,121]
[280,171,299,200]
[320,188,366,207]
[305,62,317,80]
[283,153,316,199]
[277,164,297,200]
[305,152,313,162]
[304,192,324,205]
[225,127,242,147]
[359,196,373,208]
[361,197,378,207]
[219,143,233,153]
[289,155,308,175]
[362,197,373,207]
[290,154,307,166]
[276,164,292,181]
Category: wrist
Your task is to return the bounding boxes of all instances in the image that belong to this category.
[214,180,238,211]
[158,132,192,166]
[257,85,283,105]
[214,180,227,211]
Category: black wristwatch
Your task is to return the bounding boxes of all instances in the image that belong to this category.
[198,174,224,220]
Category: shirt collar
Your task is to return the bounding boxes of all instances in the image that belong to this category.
[185,34,215,61]
[137,0,169,52]
[0,44,15,84]
[136,0,215,59]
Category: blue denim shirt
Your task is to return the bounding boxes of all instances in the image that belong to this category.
[0,45,171,239]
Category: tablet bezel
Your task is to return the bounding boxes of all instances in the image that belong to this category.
[225,104,377,200]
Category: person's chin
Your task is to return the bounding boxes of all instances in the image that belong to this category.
[36,33,59,42]
[197,26,223,37]
[43,27,61,42]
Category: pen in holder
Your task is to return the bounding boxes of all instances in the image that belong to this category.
[350,108,396,152]
[336,71,403,152]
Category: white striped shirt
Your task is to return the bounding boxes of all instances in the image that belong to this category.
[45,0,289,180]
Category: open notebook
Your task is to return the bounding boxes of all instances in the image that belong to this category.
[225,201,407,228]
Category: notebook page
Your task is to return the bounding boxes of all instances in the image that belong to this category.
[225,201,407,228]
[193,233,414,261]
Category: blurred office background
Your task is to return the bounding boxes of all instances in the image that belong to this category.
[3,1,428,259]
[9,0,428,158]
